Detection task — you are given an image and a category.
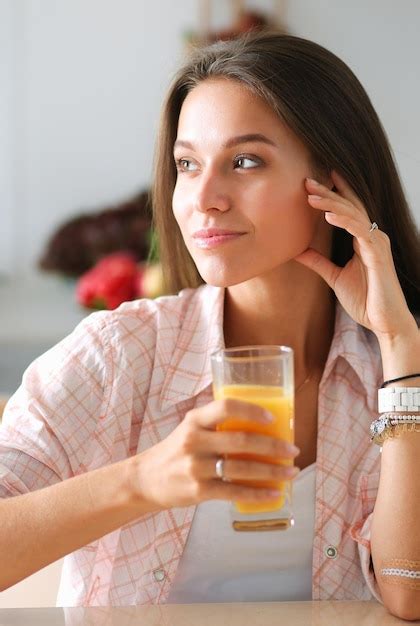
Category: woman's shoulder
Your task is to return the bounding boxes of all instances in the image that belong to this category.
[75,283,221,353]
[91,283,213,330]
[13,285,218,398]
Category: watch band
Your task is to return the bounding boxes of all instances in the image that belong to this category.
[378,387,420,413]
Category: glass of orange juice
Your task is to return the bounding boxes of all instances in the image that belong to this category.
[211,345,294,532]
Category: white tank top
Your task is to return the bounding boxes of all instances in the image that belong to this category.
[167,462,316,603]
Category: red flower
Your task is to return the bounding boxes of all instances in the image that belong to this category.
[76,252,140,310]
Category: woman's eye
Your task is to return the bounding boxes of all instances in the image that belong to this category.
[175,155,261,172]
[234,156,261,169]
[175,158,198,172]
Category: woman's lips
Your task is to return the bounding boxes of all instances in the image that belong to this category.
[193,233,244,249]
[192,229,246,249]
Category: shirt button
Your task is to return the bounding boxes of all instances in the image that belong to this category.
[325,545,338,559]
[153,568,166,582]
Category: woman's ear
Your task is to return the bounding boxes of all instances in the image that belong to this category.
[310,168,335,191]
[325,173,336,192]
[318,170,334,191]
[325,172,335,191]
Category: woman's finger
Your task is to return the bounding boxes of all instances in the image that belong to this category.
[200,456,300,482]
[294,247,341,290]
[305,177,354,212]
[197,429,299,458]
[305,173,371,222]
[331,170,369,216]
[186,398,274,430]
[307,195,379,247]
[307,194,362,222]
[324,211,381,245]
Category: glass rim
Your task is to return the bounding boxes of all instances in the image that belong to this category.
[211,345,293,364]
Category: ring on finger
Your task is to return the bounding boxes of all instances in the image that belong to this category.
[215,457,228,481]
[369,221,379,233]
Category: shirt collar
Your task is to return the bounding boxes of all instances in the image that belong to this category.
[159,285,224,411]
[159,286,382,414]
[322,302,382,412]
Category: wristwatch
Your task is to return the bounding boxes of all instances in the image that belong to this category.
[378,387,420,413]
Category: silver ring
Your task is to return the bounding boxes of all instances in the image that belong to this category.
[369,221,379,233]
[215,457,226,481]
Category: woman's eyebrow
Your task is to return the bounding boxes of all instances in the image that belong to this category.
[173,133,278,152]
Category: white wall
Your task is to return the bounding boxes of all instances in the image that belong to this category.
[4,0,199,276]
[0,0,17,276]
[2,0,419,279]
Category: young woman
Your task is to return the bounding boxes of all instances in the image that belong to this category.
[0,33,419,618]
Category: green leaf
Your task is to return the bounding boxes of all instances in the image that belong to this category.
[147,229,160,264]
[90,298,107,310]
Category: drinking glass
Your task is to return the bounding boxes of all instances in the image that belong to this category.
[211,346,295,531]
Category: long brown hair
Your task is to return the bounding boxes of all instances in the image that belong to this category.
[152,32,420,314]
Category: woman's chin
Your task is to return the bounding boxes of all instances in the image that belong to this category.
[196,264,258,289]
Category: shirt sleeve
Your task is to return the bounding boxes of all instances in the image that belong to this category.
[0,312,111,498]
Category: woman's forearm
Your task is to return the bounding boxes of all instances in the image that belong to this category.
[371,328,420,621]
[0,456,153,591]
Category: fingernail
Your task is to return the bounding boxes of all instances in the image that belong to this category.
[306,177,319,185]
[286,444,300,455]
[285,466,300,478]
[308,194,322,201]
[263,411,275,422]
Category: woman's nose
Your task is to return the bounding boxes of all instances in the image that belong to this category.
[192,171,231,213]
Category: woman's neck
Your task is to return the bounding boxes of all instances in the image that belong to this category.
[223,261,336,385]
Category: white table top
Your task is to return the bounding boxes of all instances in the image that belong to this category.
[0,602,410,626]
[0,273,88,396]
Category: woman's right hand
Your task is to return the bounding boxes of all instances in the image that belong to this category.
[129,398,300,512]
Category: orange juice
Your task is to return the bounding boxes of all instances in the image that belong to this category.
[214,384,294,514]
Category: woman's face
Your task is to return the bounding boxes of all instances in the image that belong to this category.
[172,78,327,287]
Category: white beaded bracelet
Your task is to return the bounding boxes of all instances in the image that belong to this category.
[384,413,420,424]
[370,414,420,444]
[381,568,420,579]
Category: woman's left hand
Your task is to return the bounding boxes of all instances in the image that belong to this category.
[294,170,416,342]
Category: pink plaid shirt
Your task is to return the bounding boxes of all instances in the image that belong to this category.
[0,284,384,606]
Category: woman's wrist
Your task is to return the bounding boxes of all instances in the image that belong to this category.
[126,452,163,516]
[376,322,420,383]
[90,456,162,525]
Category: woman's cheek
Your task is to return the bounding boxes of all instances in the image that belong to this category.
[289,186,319,243]
[265,189,314,248]
[172,189,186,233]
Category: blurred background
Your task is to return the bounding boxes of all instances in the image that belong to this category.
[0,0,419,609]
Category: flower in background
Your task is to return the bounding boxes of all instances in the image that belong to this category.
[137,262,165,300]
[76,252,139,310]
[39,190,152,277]
[76,251,165,310]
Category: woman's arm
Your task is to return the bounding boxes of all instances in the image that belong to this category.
[296,172,420,620]
[370,330,420,622]
[0,458,147,591]
[1,397,299,592]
